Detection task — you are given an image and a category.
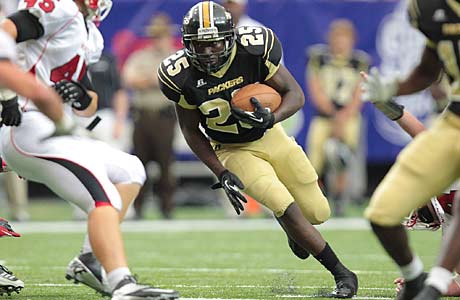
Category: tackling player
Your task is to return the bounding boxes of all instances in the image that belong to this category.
[0,1,179,299]
[361,0,460,299]
[158,1,357,298]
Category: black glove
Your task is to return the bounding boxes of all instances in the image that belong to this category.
[373,99,404,121]
[0,97,22,127]
[211,170,247,215]
[231,97,275,129]
[53,79,92,110]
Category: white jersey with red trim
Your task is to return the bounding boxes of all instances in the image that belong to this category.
[16,0,103,109]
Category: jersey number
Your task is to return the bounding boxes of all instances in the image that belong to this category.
[199,92,252,134]
[163,50,190,77]
[238,27,264,47]
[24,0,55,13]
[50,55,86,83]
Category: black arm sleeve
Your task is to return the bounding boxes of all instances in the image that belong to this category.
[80,71,95,92]
[8,10,44,42]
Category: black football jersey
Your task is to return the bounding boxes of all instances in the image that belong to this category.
[158,26,283,143]
[408,0,460,99]
[306,44,369,110]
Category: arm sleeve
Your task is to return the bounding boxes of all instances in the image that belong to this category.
[7,10,44,42]
[157,64,196,110]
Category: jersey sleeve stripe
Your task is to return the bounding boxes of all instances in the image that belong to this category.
[263,28,275,60]
[264,60,280,81]
[178,94,197,109]
[408,0,420,27]
[426,39,436,49]
[158,66,181,94]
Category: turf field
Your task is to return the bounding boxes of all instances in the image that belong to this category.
[3,218,444,300]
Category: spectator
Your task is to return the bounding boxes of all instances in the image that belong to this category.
[306,19,370,216]
[222,0,263,28]
[87,52,132,152]
[122,13,177,219]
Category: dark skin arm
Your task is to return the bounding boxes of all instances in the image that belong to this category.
[397,46,443,96]
[175,104,226,177]
[265,64,305,123]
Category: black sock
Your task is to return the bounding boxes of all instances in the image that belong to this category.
[314,243,347,276]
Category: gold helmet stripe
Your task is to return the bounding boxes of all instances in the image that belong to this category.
[202,1,211,28]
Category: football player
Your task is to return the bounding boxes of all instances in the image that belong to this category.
[0,218,23,296]
[158,1,357,298]
[361,0,460,299]
[306,19,370,216]
[366,95,460,296]
[0,1,179,299]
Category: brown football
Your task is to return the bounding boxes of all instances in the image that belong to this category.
[231,83,282,112]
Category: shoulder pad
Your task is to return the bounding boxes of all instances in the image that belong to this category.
[236,26,272,56]
[351,49,371,69]
[158,49,196,109]
[306,44,329,59]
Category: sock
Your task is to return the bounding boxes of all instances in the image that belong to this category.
[108,267,131,291]
[426,267,452,294]
[80,234,93,255]
[314,243,344,275]
[400,256,423,281]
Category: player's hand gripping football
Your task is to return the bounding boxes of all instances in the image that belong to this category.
[231,97,275,129]
[53,79,91,110]
[0,96,22,127]
[360,68,404,121]
[212,170,247,215]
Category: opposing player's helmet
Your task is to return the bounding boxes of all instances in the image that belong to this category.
[182,1,235,73]
[85,0,113,23]
[404,198,446,231]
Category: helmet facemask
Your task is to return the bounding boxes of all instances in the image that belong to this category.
[85,0,113,24]
[183,27,235,73]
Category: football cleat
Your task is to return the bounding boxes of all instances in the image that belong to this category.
[65,252,111,296]
[0,218,20,238]
[0,265,24,296]
[396,272,427,300]
[111,275,179,300]
[413,285,441,300]
[329,270,358,298]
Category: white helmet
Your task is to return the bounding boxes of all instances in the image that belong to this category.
[85,0,113,23]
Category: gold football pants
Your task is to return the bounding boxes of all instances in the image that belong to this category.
[307,115,361,175]
[212,124,331,222]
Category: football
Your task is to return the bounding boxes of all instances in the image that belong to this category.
[231,83,282,112]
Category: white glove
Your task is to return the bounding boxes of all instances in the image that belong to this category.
[361,67,398,104]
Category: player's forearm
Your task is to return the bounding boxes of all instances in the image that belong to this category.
[397,67,439,96]
[396,110,426,138]
[73,91,98,117]
[182,128,226,177]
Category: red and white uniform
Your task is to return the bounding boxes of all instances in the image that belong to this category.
[0,0,145,212]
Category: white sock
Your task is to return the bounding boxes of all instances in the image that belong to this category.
[400,256,424,281]
[81,234,93,254]
[426,267,452,294]
[108,267,131,291]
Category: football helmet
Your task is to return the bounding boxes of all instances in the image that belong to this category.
[85,0,113,23]
[404,197,447,231]
[182,1,235,73]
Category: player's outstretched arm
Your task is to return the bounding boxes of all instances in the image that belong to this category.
[0,60,64,124]
[265,65,305,124]
[395,111,426,138]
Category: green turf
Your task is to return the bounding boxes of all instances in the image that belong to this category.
[2,228,446,300]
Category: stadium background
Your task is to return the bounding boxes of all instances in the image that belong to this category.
[98,0,432,165]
